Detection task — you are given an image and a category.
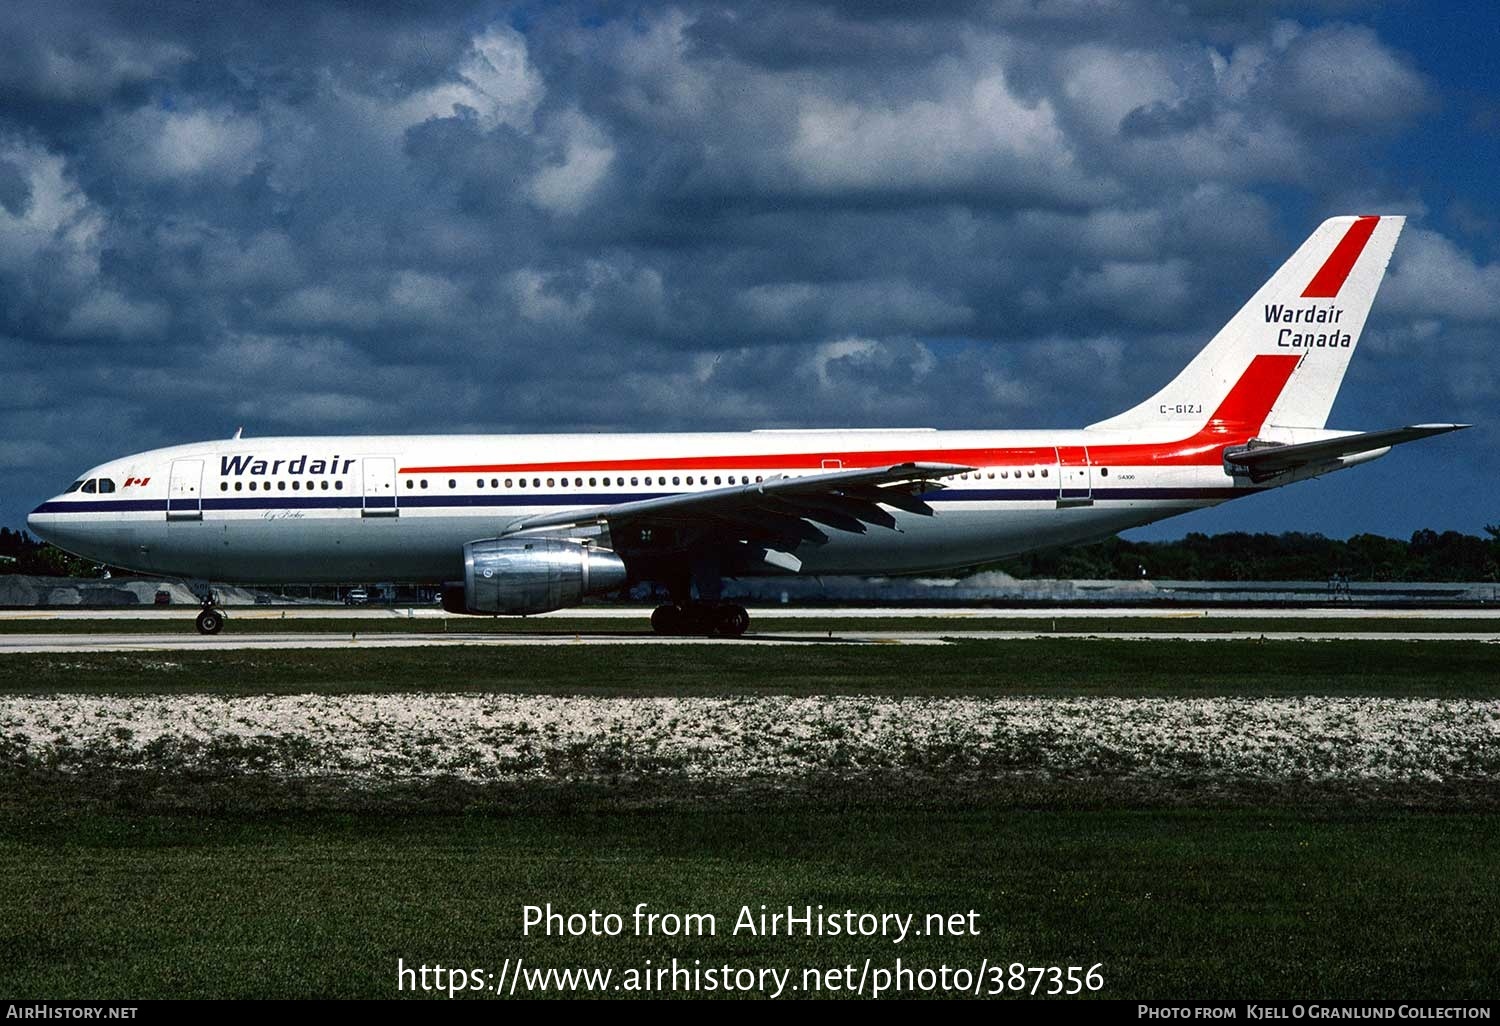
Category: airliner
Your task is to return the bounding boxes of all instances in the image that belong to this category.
[27,215,1467,636]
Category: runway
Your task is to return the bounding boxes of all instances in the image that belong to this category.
[4,604,1500,621]
[2,628,1497,653]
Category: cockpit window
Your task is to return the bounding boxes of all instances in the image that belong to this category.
[81,480,97,494]
[65,480,84,493]
[97,479,116,493]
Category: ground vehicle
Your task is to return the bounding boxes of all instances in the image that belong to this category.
[344,587,369,605]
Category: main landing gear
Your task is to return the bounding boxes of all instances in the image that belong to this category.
[650,602,751,638]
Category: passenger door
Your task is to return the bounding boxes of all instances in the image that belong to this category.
[362,457,398,518]
[167,459,204,521]
[1055,446,1093,508]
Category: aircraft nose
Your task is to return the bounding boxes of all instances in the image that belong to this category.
[26,502,53,543]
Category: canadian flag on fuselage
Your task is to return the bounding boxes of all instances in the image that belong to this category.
[1087,215,1404,436]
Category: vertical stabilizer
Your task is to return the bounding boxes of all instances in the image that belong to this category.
[1087,215,1404,434]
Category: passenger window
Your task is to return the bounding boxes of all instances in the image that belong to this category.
[631,477,639,486]
[235,482,243,492]
[220,483,228,492]
[533,478,540,487]
[448,479,456,489]
[293,481,300,490]
[491,479,498,488]
[477,478,485,488]
[547,478,555,488]
[248,481,257,491]
[1100,467,1109,477]
[278,481,286,491]
[1041,468,1048,478]
[505,479,513,488]
[335,481,343,491]
[405,480,413,489]
[518,479,526,488]
[321,481,329,490]
[421,480,428,489]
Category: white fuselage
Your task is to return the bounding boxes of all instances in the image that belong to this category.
[25,425,1352,585]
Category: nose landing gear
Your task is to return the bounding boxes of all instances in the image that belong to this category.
[184,584,225,635]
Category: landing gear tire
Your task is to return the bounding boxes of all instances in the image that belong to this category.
[195,608,225,635]
[651,603,685,635]
[651,602,749,638]
[712,604,750,639]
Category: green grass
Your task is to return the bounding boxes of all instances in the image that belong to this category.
[1,638,1496,697]
[0,805,1495,999]
[4,640,1497,999]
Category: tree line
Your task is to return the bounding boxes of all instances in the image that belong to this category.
[997,527,1500,582]
[4,525,1499,582]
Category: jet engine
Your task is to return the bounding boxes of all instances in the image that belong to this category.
[441,537,628,615]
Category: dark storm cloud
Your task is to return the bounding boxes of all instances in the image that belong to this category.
[1,0,1494,537]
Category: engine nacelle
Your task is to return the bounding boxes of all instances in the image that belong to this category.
[442,537,628,615]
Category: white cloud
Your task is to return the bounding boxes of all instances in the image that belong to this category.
[388,270,464,322]
[1058,45,1182,137]
[737,279,972,338]
[789,70,1092,200]
[30,35,189,102]
[529,111,615,215]
[506,268,593,326]
[807,336,936,390]
[393,24,543,131]
[269,285,384,330]
[0,137,102,283]
[60,288,168,340]
[1382,229,1500,323]
[1273,24,1432,129]
[1065,258,1193,325]
[117,107,264,181]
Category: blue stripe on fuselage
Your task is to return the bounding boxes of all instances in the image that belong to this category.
[32,485,1257,518]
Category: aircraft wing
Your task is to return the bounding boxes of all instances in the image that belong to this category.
[499,461,973,564]
[1224,424,1469,481]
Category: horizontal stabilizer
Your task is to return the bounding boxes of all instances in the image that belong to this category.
[1224,424,1469,480]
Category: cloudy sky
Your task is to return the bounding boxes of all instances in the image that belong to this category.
[2,0,1495,540]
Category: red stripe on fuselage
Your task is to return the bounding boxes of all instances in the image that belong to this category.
[1301,215,1379,298]
[402,355,1300,477]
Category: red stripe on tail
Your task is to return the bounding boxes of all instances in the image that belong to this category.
[1301,215,1379,298]
[1201,353,1301,435]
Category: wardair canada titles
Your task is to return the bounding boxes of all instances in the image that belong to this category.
[1264,302,1353,349]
